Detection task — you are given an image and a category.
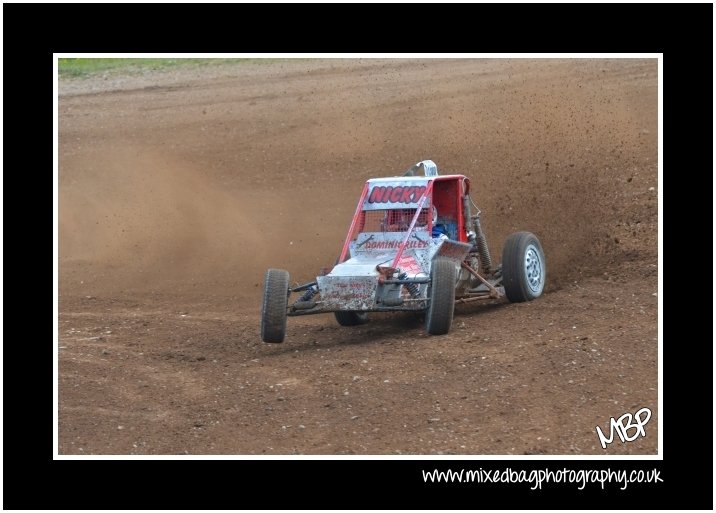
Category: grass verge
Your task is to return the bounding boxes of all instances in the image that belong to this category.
[58,58,281,79]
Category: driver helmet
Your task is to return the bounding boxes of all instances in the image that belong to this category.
[418,205,438,226]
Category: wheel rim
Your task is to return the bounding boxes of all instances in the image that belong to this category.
[524,244,544,294]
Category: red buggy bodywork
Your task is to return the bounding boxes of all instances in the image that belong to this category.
[339,174,472,262]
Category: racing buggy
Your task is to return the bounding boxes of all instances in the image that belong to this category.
[261,160,546,343]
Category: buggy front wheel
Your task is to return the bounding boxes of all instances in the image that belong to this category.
[425,257,457,335]
[260,269,290,343]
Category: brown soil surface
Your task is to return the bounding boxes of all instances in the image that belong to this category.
[58,58,658,455]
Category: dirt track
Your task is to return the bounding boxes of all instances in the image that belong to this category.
[58,58,658,455]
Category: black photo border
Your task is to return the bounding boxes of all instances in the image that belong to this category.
[4,2,712,510]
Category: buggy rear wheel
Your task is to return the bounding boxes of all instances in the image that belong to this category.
[334,311,369,326]
[501,231,546,302]
[425,257,457,335]
[260,268,289,343]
